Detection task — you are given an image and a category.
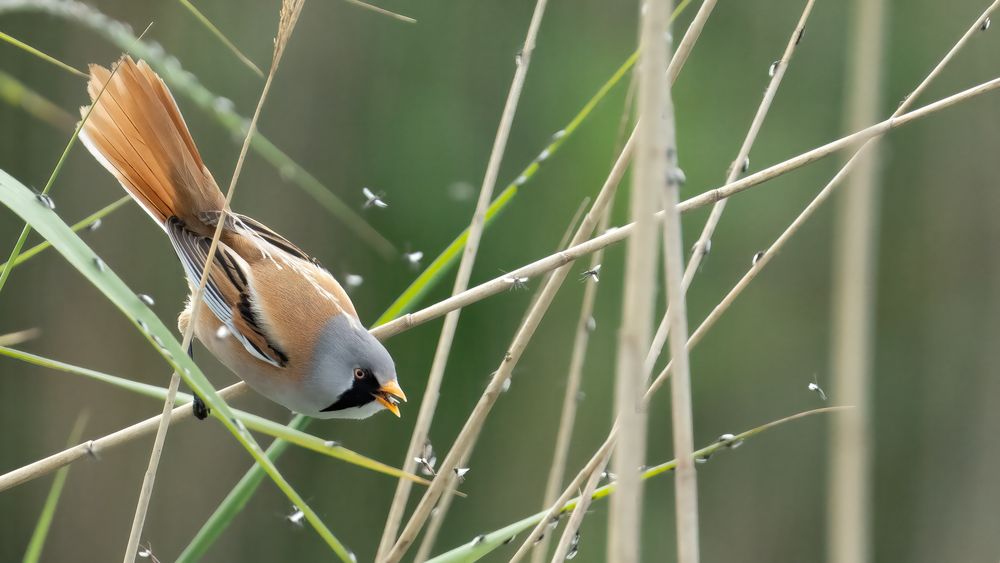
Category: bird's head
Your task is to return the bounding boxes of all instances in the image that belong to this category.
[308,314,405,419]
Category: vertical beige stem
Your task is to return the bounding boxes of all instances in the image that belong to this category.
[608,0,670,561]
[533,2,717,555]
[655,8,700,563]
[828,1,886,562]
[123,4,304,560]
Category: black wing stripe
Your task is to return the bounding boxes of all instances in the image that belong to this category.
[212,246,289,365]
[166,217,233,327]
[236,292,289,366]
[165,216,287,368]
[216,248,249,293]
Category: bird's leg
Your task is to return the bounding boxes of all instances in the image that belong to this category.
[189,344,210,420]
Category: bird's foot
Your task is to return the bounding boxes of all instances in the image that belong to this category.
[186,343,210,420]
[192,394,210,420]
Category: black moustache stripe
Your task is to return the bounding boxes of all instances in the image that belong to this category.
[321,371,380,412]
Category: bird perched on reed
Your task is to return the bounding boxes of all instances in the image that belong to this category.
[79,56,405,420]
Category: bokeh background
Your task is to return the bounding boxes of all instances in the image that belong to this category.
[2,0,1000,561]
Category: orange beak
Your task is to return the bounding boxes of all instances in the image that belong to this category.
[373,379,407,417]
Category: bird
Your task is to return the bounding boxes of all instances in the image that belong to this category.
[78,56,406,420]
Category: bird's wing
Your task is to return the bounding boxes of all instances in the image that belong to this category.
[166,217,288,367]
[198,211,312,262]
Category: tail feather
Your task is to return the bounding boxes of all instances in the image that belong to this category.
[80,56,224,228]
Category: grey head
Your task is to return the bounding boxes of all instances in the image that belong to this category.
[306,314,405,419]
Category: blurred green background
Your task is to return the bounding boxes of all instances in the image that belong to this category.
[2,0,1000,561]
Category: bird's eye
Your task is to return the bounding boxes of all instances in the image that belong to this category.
[354,368,365,380]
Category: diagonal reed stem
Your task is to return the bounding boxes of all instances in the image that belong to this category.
[649,0,1000,401]
[530,203,612,563]
[370,75,1000,342]
[375,0,551,558]
[646,0,817,374]
[536,5,714,561]
[549,449,608,562]
[511,7,999,554]
[411,200,590,563]
[385,9,713,545]
[0,196,131,274]
[122,3,311,560]
[428,408,847,562]
[382,85,648,563]
[341,0,416,23]
[0,345,429,483]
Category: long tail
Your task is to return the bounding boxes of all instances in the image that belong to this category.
[79,56,224,230]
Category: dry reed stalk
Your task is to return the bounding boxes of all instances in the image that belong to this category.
[0,383,245,492]
[828,3,1000,562]
[550,451,608,562]
[413,196,590,563]
[651,24,704,563]
[413,198,590,563]
[646,0,816,373]
[370,74,1000,341]
[531,8,717,559]
[530,206,611,563]
[375,0,551,558]
[515,7,1000,556]
[382,128,633,563]
[648,0,1000,401]
[829,1,883,562]
[608,0,671,559]
[122,2,304,560]
[509,428,618,562]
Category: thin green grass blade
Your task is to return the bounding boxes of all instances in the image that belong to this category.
[0,196,132,273]
[176,413,309,563]
[175,0,263,77]
[0,64,131,275]
[0,69,137,273]
[0,346,429,485]
[0,0,395,259]
[0,69,75,130]
[0,170,351,560]
[0,29,87,77]
[0,224,32,294]
[0,51,123,296]
[21,412,89,563]
[0,346,179,400]
[428,407,847,562]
